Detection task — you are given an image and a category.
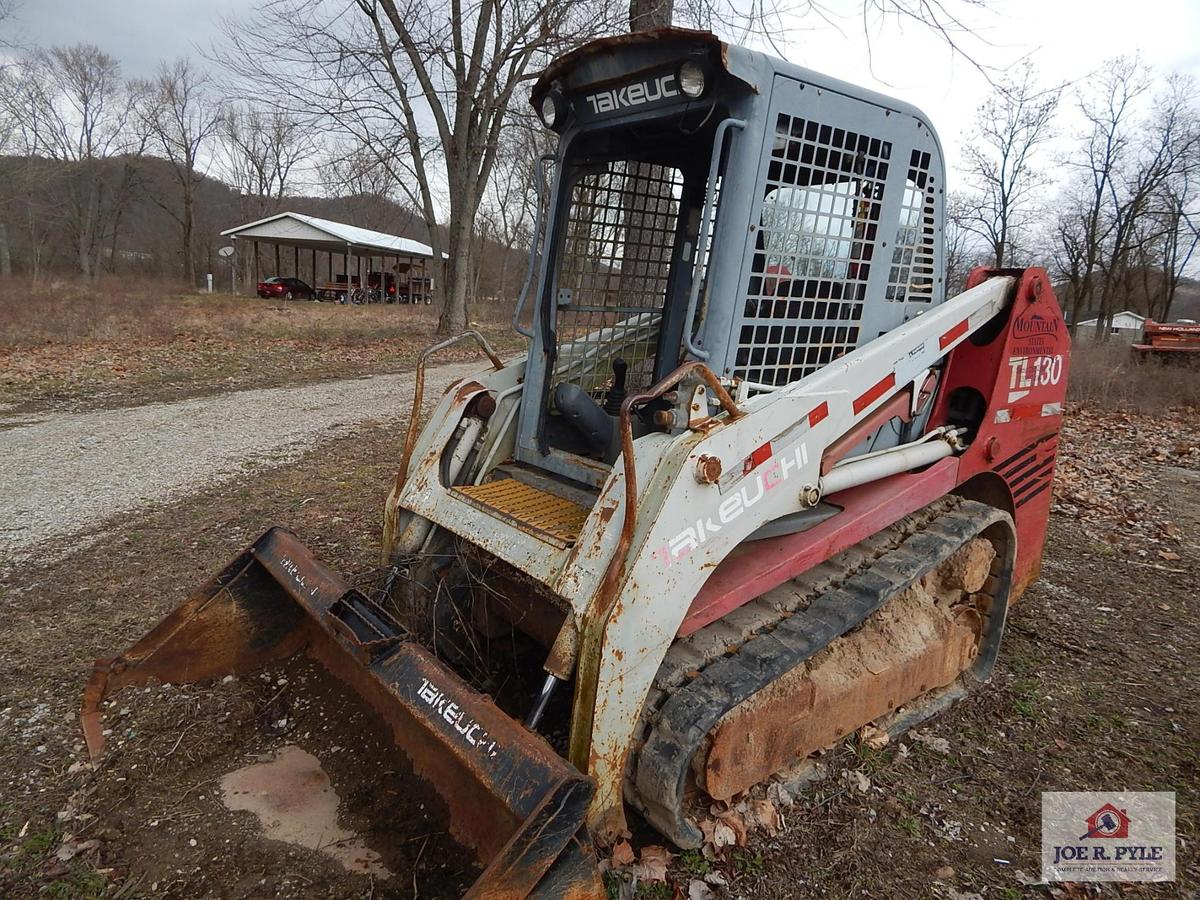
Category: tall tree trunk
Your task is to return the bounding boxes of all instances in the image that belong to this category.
[182,185,195,287]
[439,218,473,332]
[0,222,11,277]
[629,0,671,29]
[77,184,98,278]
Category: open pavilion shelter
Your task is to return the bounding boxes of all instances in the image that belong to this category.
[221,211,438,302]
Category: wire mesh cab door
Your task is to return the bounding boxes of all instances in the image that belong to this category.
[714,75,945,393]
[515,148,708,487]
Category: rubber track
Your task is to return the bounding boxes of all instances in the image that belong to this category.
[629,497,1013,847]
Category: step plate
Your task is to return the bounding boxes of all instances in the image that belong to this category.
[453,479,591,548]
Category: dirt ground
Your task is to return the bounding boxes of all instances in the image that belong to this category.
[0,397,1197,897]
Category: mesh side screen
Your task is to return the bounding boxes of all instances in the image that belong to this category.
[554,161,684,398]
[736,114,890,387]
[886,149,936,303]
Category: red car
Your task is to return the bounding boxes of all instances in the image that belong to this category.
[256,276,315,300]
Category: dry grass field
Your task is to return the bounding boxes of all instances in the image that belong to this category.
[0,278,523,413]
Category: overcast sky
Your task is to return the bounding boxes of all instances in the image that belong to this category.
[7,0,1199,189]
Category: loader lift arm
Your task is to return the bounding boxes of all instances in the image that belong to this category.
[571,272,1020,839]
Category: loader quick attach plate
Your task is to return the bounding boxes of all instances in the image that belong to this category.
[81,527,603,899]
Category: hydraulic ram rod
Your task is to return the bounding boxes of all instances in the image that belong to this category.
[819,429,965,496]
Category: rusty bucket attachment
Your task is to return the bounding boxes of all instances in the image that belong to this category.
[81,526,603,899]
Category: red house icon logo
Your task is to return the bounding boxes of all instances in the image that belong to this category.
[1080,803,1130,839]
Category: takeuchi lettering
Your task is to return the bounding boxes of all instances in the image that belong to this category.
[653,443,810,568]
[585,74,679,116]
[417,677,498,758]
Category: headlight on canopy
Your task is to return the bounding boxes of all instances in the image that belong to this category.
[677,61,706,99]
[540,91,566,129]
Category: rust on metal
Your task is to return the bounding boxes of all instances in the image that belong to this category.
[455,379,488,403]
[472,576,568,650]
[394,331,505,496]
[531,27,728,99]
[569,362,742,777]
[700,538,995,800]
[81,526,602,899]
[694,454,722,484]
[465,390,498,419]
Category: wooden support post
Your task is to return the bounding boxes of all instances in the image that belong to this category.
[253,240,259,286]
[275,243,281,276]
[294,245,299,278]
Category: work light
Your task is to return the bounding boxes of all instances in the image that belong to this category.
[677,61,706,98]
[540,90,565,129]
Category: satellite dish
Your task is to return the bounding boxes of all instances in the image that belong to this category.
[218,245,235,258]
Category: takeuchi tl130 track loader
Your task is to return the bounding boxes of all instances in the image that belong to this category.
[82,28,1071,897]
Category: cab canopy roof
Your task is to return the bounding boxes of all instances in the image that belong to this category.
[221,211,438,258]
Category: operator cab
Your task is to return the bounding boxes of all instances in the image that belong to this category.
[520,29,946,489]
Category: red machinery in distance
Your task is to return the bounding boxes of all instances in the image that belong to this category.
[1132,320,1200,360]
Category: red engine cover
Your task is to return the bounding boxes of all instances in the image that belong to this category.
[678,267,1069,636]
[931,266,1070,597]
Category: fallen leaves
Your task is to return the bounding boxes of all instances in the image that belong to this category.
[842,769,872,793]
[859,722,890,750]
[610,839,636,868]
[699,815,737,851]
[1051,409,1197,565]
[604,841,672,884]
[910,729,951,755]
[0,298,523,412]
[55,836,100,862]
[694,794,785,861]
[745,798,781,836]
[711,806,749,846]
[626,844,672,883]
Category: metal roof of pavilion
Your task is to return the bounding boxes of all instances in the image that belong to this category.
[221,211,437,258]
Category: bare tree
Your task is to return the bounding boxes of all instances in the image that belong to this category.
[0,65,17,276]
[0,45,144,278]
[1057,58,1149,333]
[219,0,623,333]
[1049,62,1200,337]
[1155,167,1200,320]
[219,103,312,285]
[1050,182,1090,322]
[320,142,418,234]
[478,119,554,301]
[959,62,1060,269]
[1092,73,1199,335]
[217,0,999,334]
[220,103,310,215]
[140,59,223,286]
[944,191,986,295]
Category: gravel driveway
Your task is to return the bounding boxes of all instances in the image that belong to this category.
[0,362,482,568]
